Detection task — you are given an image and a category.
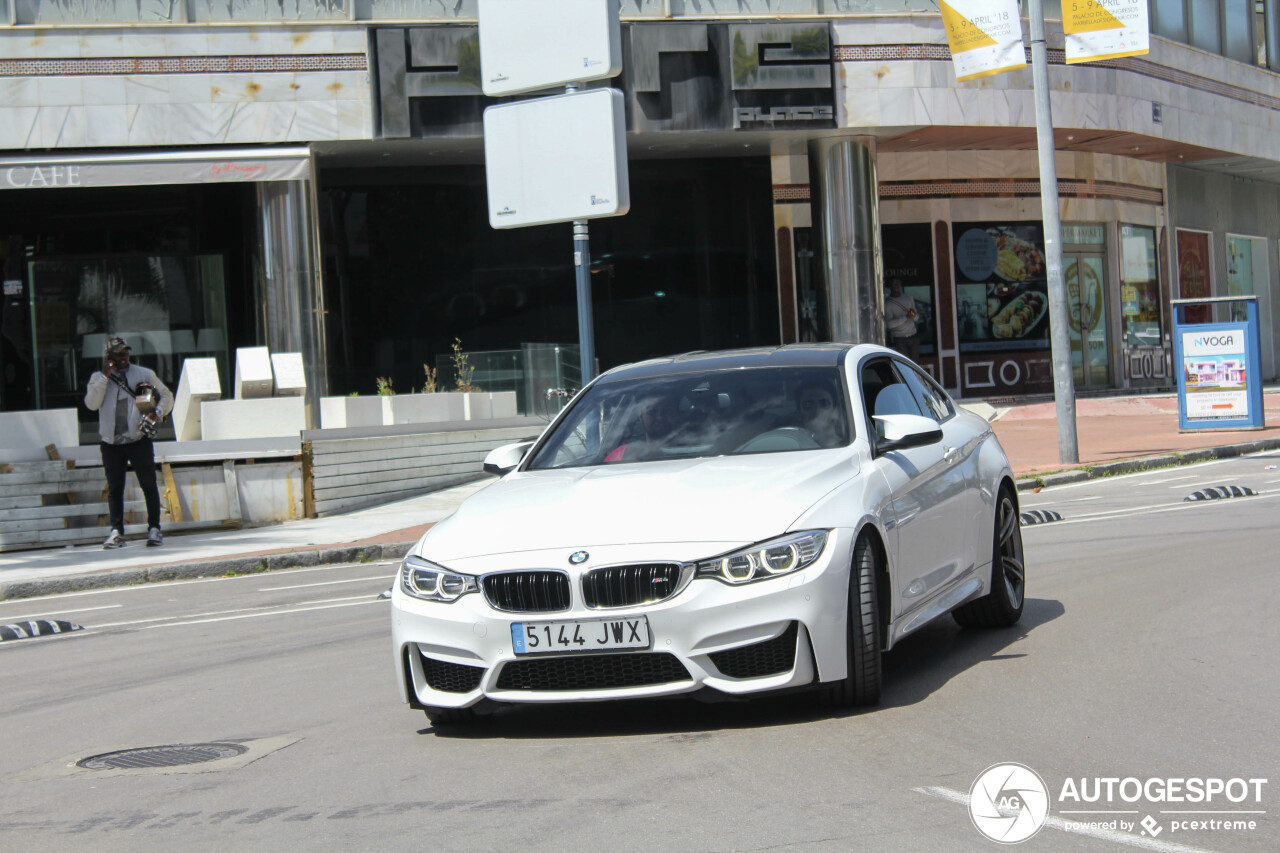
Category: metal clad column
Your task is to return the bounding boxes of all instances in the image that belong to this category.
[256,180,327,424]
[808,136,884,345]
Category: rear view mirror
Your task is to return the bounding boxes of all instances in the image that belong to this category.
[483,441,534,476]
[872,414,943,454]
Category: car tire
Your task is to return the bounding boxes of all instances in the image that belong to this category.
[423,706,476,726]
[952,485,1025,628]
[823,534,882,707]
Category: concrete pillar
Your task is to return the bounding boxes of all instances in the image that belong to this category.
[255,180,327,425]
[807,136,884,345]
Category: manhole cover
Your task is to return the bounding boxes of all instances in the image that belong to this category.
[1020,509,1063,525]
[76,742,249,770]
[1184,485,1257,502]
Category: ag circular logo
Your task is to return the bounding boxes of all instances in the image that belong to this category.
[568,551,589,565]
[969,763,1050,844]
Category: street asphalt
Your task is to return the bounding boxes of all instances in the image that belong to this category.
[3,389,1279,603]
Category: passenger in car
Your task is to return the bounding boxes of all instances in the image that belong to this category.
[605,393,679,462]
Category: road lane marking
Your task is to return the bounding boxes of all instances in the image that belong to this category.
[91,594,378,629]
[1028,495,1100,505]
[0,562,383,605]
[1036,455,1257,492]
[1020,489,1280,530]
[914,786,1216,853]
[259,575,392,592]
[141,598,384,629]
[0,604,121,621]
[1142,475,1199,484]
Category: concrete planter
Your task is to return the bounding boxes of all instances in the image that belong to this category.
[201,397,307,440]
[319,396,384,429]
[0,408,79,462]
[382,392,467,425]
[466,391,518,420]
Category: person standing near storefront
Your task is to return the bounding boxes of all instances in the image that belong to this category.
[84,337,174,549]
[884,278,921,361]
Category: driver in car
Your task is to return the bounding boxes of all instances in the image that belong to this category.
[798,381,846,448]
[605,393,679,462]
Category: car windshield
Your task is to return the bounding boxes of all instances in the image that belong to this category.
[526,366,852,470]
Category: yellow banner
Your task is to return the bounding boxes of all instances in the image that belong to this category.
[1063,0,1149,63]
[941,0,1026,82]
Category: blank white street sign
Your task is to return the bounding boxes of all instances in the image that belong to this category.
[478,0,621,97]
[483,87,629,229]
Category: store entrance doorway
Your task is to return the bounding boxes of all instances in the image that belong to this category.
[1066,252,1110,388]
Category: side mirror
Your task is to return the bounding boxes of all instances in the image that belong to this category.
[483,441,534,476]
[872,414,943,454]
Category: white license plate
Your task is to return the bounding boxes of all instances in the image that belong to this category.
[511,616,651,655]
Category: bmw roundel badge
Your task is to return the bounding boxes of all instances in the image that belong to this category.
[568,551,589,565]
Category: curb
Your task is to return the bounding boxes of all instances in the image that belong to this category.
[0,541,416,602]
[6,436,1280,601]
[1014,437,1280,492]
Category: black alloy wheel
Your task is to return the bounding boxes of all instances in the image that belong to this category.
[952,486,1025,628]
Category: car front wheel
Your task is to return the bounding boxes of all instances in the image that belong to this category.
[822,534,882,707]
[952,485,1025,628]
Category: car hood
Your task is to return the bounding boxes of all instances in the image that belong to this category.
[419,451,860,562]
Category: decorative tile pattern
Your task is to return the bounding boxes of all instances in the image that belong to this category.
[772,183,809,203]
[835,44,1280,113]
[0,54,366,77]
[879,179,1163,205]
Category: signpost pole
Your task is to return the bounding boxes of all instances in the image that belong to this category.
[573,219,596,385]
[1029,0,1079,464]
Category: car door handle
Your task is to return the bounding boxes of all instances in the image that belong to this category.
[943,445,960,462]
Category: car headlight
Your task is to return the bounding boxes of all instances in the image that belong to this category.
[694,531,828,585]
[400,555,479,603]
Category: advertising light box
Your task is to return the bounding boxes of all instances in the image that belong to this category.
[484,87,629,229]
[478,0,621,97]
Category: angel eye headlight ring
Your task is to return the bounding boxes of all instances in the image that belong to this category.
[696,531,828,585]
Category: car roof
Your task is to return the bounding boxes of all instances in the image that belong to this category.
[595,343,889,384]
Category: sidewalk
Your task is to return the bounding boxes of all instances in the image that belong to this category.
[0,479,493,601]
[3,389,1280,602]
[989,388,1280,478]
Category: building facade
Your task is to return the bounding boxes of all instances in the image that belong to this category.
[3,0,1280,432]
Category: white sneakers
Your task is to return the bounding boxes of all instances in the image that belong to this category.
[103,528,164,548]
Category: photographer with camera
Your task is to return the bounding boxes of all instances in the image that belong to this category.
[84,337,174,549]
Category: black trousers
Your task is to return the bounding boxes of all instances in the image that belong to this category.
[100,439,161,533]
[890,332,921,362]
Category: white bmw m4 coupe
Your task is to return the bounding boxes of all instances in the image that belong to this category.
[391,344,1025,725]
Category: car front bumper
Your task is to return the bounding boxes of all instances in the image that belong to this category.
[391,529,855,709]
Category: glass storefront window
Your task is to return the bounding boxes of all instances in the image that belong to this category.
[27,255,229,423]
[1120,224,1163,348]
[881,223,938,357]
[1191,0,1224,53]
[319,158,779,398]
[1226,234,1266,322]
[1151,0,1189,42]
[1176,229,1213,325]
[953,222,1050,353]
[1224,0,1256,63]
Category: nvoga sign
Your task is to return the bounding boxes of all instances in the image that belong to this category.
[1172,297,1265,431]
[1184,331,1243,356]
[372,22,834,139]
